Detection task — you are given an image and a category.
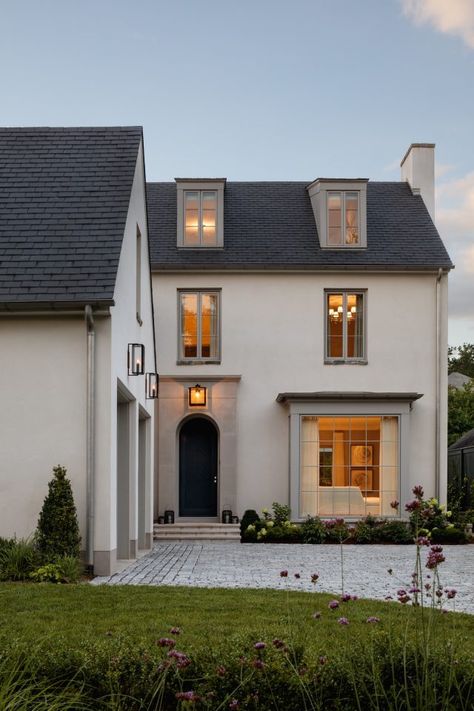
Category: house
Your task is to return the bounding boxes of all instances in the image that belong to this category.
[148,143,452,527]
[0,131,453,575]
[0,127,157,575]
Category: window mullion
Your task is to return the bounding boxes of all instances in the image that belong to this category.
[343,292,347,359]
[197,293,202,358]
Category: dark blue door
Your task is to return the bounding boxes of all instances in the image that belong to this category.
[179,418,218,517]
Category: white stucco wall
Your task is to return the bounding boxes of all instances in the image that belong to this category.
[153,271,447,517]
[0,317,88,540]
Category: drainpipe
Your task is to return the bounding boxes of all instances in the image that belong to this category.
[435,268,443,501]
[85,305,95,573]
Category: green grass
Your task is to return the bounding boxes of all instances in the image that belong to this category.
[1,582,473,654]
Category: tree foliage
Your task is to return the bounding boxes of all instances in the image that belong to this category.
[448,343,474,378]
[448,382,474,446]
[36,465,81,560]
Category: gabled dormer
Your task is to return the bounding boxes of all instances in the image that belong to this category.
[175,178,226,248]
[306,178,368,249]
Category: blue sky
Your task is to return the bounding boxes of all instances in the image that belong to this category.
[1,0,473,345]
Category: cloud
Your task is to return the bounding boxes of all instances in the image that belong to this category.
[401,0,474,48]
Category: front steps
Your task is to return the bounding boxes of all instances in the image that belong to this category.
[153,522,240,542]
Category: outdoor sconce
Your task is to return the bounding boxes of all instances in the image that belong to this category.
[145,372,159,399]
[189,383,207,407]
[128,343,145,376]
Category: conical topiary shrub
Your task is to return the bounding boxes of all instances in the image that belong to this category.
[36,465,81,560]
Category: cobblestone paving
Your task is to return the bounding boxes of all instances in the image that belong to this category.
[92,542,474,614]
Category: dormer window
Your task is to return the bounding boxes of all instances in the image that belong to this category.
[176,179,225,248]
[306,178,368,249]
[327,191,359,245]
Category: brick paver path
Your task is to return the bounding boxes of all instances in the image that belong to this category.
[92,542,474,614]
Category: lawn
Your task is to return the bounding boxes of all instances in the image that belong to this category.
[1,583,474,709]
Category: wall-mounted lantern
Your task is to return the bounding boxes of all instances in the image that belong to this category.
[128,343,145,376]
[189,383,207,407]
[145,372,159,399]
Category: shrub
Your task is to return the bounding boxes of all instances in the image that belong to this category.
[324,518,350,542]
[264,523,302,543]
[0,538,37,581]
[36,465,81,560]
[352,515,378,544]
[240,509,260,539]
[301,516,326,544]
[378,519,413,544]
[272,501,291,525]
[430,526,468,544]
[30,556,83,584]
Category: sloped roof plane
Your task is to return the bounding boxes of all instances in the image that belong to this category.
[0,126,143,308]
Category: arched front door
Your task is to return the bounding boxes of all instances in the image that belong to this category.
[179,417,218,517]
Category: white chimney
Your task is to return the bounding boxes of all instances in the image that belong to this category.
[400,143,435,222]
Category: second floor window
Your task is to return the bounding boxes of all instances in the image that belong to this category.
[326,291,365,361]
[327,191,359,246]
[184,191,217,246]
[179,290,220,361]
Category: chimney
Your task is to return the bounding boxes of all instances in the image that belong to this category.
[400,143,435,221]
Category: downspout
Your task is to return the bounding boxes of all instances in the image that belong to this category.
[85,305,95,573]
[435,268,442,501]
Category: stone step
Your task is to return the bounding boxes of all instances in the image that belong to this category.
[153,522,240,541]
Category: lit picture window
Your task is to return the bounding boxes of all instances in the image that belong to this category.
[184,191,217,246]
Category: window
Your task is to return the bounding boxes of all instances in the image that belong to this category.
[327,191,359,245]
[184,191,217,246]
[325,291,365,361]
[136,225,142,325]
[178,290,220,362]
[176,179,225,248]
[300,415,399,518]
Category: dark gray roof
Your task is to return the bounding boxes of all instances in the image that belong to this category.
[147,181,453,271]
[449,428,474,451]
[276,392,423,404]
[0,126,142,308]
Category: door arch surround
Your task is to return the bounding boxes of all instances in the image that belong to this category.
[178,415,219,517]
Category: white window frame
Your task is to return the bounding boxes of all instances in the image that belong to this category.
[176,180,225,248]
[177,289,221,364]
[327,191,360,246]
[324,289,367,363]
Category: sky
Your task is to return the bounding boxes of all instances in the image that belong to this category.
[1,0,473,345]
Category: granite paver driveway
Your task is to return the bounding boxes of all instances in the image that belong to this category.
[92,542,474,614]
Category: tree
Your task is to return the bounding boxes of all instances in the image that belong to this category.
[448,343,474,378]
[36,465,81,560]
[448,382,474,447]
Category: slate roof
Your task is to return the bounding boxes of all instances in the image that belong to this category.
[0,126,142,308]
[147,181,453,271]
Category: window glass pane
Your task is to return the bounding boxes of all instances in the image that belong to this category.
[327,193,341,210]
[327,192,342,244]
[345,192,359,244]
[202,191,217,209]
[202,209,217,245]
[181,294,198,358]
[184,192,199,209]
[328,227,342,245]
[327,293,343,357]
[201,293,218,358]
[347,293,364,358]
[184,192,200,245]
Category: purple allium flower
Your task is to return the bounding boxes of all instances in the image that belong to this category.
[436,588,443,598]
[417,536,430,547]
[385,595,393,600]
[366,616,380,624]
[426,546,445,570]
[409,587,421,594]
[170,627,181,635]
[405,499,421,512]
[341,593,352,602]
[168,650,191,668]
[338,617,350,625]
[272,638,285,648]
[311,573,319,583]
[328,599,339,609]
[390,500,400,509]
[252,659,265,670]
[294,572,301,579]
[312,611,321,619]
[412,484,424,499]
[176,690,199,702]
[229,700,239,710]
[254,642,266,650]
[157,637,176,648]
[280,570,288,577]
[445,588,457,599]
[351,595,358,601]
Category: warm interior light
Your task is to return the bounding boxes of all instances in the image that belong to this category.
[189,384,207,407]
